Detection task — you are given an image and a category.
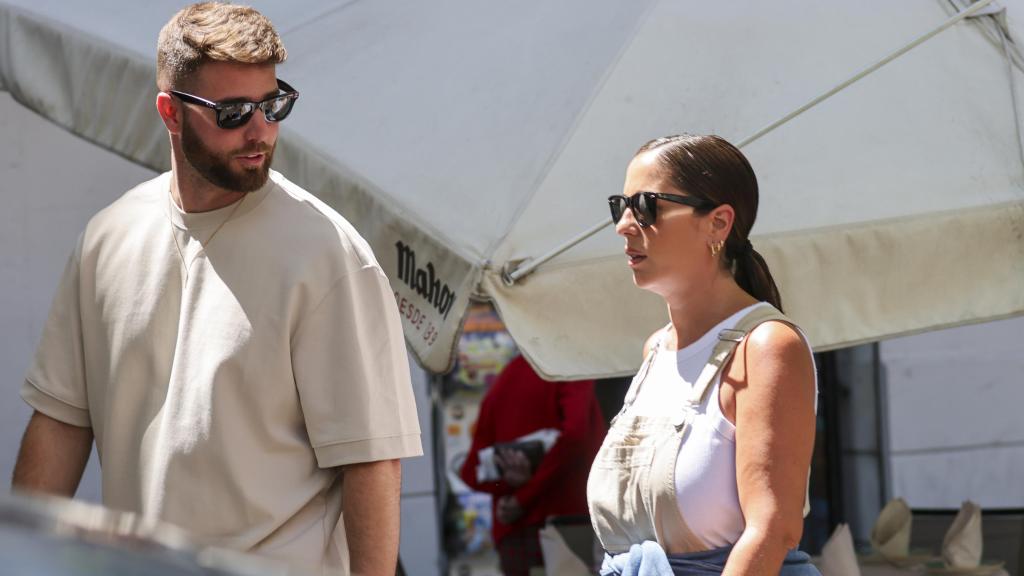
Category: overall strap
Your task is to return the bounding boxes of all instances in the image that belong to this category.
[687,304,790,407]
[615,324,673,421]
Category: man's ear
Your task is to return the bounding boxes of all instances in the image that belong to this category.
[156,92,183,134]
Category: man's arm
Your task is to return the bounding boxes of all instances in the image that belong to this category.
[342,458,402,576]
[12,410,93,497]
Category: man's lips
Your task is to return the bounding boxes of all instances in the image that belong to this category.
[236,152,266,166]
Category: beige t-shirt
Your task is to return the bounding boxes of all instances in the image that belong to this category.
[22,170,423,575]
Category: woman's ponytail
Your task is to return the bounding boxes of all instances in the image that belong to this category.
[730,239,783,312]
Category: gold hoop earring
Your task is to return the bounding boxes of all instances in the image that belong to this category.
[710,240,723,258]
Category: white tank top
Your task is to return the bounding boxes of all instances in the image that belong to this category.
[627,303,817,549]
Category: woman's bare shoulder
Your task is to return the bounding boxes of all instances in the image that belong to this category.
[740,320,814,391]
[746,320,807,355]
[724,320,811,386]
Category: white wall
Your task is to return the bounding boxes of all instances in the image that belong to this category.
[881,315,1024,509]
[0,92,155,500]
[0,92,439,571]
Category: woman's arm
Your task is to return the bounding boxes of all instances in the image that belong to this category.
[722,322,816,576]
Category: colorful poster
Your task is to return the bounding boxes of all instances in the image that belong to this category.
[450,303,518,390]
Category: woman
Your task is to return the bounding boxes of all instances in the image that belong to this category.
[587,134,819,575]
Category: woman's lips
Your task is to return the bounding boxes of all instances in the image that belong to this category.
[626,251,647,267]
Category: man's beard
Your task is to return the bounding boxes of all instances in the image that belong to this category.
[181,116,275,193]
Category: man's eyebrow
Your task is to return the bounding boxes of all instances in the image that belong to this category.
[219,88,282,104]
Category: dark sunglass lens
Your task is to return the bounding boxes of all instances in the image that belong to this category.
[218,103,255,128]
[609,197,625,223]
[635,194,655,226]
[264,96,295,122]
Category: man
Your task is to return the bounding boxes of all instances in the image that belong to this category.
[459,355,606,576]
[11,4,421,575]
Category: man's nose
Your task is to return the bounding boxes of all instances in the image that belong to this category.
[243,105,277,139]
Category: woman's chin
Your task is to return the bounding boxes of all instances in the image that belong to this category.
[629,269,656,291]
[629,269,677,300]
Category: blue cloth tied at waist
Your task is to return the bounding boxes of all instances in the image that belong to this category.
[600,541,821,576]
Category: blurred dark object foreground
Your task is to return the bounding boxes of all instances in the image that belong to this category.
[0,492,287,576]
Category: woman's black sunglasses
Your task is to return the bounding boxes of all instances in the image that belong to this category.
[608,192,716,227]
[169,79,300,129]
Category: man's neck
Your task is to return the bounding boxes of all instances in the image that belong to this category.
[170,165,246,213]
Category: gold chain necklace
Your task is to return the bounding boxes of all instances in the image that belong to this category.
[168,191,246,281]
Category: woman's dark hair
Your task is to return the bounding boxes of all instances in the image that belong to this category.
[636,134,783,311]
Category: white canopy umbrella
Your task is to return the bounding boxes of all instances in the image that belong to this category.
[2,0,1022,379]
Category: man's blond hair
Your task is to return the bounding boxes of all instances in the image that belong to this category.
[157,2,287,90]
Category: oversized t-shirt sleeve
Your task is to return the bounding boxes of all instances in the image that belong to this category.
[292,264,423,468]
[21,238,91,427]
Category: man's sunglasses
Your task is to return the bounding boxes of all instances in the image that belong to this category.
[169,79,299,129]
[608,192,717,227]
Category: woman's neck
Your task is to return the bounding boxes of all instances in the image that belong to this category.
[663,275,758,350]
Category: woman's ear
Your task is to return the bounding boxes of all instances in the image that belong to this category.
[708,203,736,239]
[156,92,183,135]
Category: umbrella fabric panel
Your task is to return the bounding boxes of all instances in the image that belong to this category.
[279,0,656,263]
[0,4,168,171]
[495,0,1024,265]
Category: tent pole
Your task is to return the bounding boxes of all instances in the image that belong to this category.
[502,0,996,285]
[503,219,609,284]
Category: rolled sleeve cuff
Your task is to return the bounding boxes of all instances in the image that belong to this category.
[21,379,91,428]
[313,433,423,468]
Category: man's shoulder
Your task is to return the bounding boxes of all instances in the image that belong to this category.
[85,172,170,236]
[265,171,354,232]
[265,171,380,268]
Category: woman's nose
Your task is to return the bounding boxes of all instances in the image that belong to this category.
[615,209,639,236]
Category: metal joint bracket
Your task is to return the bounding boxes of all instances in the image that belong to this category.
[501,259,529,286]
[718,329,747,343]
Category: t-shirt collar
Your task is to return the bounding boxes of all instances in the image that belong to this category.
[165,171,276,231]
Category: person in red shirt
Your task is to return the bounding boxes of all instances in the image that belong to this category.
[459,355,607,576]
